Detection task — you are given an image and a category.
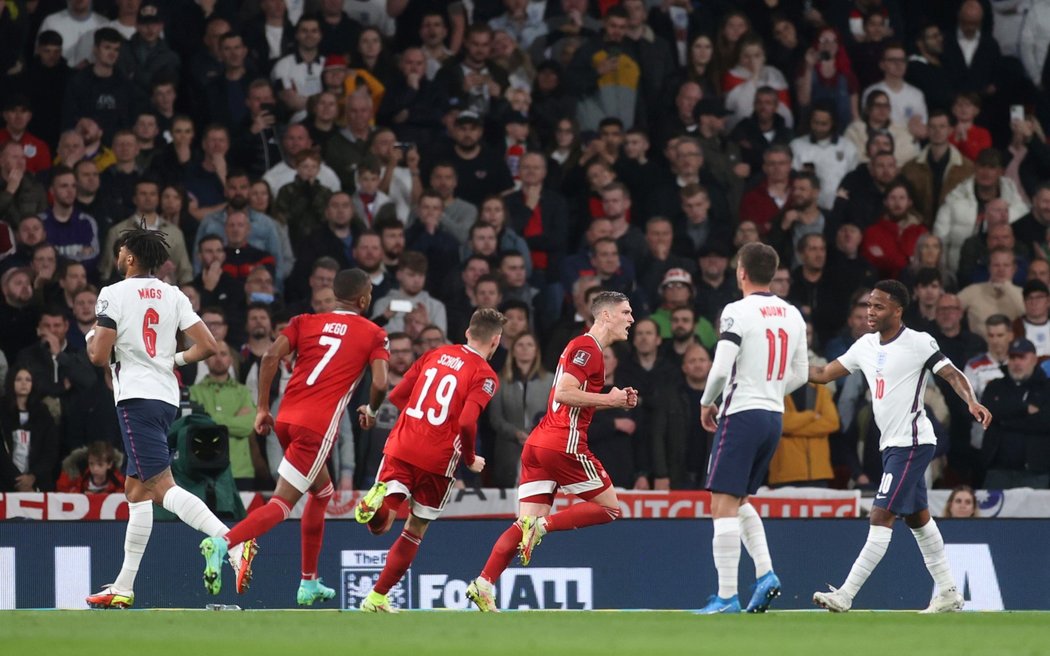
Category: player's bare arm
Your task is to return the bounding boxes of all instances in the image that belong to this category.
[86,324,117,367]
[255,334,292,434]
[180,320,219,365]
[809,360,850,385]
[553,370,632,409]
[937,363,992,428]
[357,358,390,429]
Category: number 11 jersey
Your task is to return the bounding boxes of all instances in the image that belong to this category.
[279,310,389,438]
[384,344,499,476]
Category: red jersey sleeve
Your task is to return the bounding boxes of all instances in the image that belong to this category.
[282,314,302,350]
[562,339,601,383]
[370,327,390,362]
[466,369,499,410]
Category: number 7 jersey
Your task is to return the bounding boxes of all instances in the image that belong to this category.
[718,292,808,415]
[278,310,389,438]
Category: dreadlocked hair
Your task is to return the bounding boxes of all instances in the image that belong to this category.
[120,229,171,273]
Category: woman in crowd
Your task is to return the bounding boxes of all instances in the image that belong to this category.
[160,183,197,251]
[722,35,794,131]
[796,26,859,130]
[899,233,958,292]
[943,485,980,518]
[487,332,554,488]
[844,90,919,165]
[0,367,59,492]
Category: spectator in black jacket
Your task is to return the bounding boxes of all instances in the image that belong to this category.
[505,152,568,287]
[433,23,510,118]
[378,47,447,148]
[981,338,1050,488]
[0,366,59,492]
[61,28,130,141]
[205,32,255,129]
[729,85,794,181]
[941,1,1001,98]
[649,343,712,489]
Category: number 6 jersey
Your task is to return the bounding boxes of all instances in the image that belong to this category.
[279,310,389,437]
[95,277,202,407]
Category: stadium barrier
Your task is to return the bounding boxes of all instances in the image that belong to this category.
[3,487,1049,520]
[0,519,1045,610]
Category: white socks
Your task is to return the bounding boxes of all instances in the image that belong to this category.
[113,500,153,593]
[911,520,956,592]
[738,503,772,578]
[840,525,892,599]
[162,486,228,538]
[712,517,741,598]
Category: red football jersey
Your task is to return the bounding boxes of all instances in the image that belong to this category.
[277,310,389,437]
[526,333,605,454]
[384,344,499,476]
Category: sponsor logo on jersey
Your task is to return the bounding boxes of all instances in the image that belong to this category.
[483,379,496,396]
[572,350,590,366]
[341,550,410,610]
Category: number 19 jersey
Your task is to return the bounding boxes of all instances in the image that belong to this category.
[718,292,808,415]
[95,277,201,407]
[384,344,499,476]
[278,310,389,438]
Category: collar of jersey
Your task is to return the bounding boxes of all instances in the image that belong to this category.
[880,325,906,345]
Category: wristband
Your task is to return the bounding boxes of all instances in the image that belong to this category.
[364,405,377,418]
[174,352,188,367]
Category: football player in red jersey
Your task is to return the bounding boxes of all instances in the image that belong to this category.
[199,269,390,605]
[353,308,507,612]
[466,291,638,612]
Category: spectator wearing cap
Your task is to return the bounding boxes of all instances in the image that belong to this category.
[935,147,1029,271]
[377,47,447,150]
[959,246,1025,339]
[435,23,510,118]
[205,31,256,129]
[695,96,748,215]
[61,28,131,143]
[728,86,794,183]
[0,142,48,226]
[116,1,181,104]
[981,337,1050,489]
[319,0,362,56]
[694,241,740,324]
[0,97,52,175]
[36,0,107,68]
[271,15,326,123]
[426,110,514,207]
[1013,280,1050,357]
[649,268,716,347]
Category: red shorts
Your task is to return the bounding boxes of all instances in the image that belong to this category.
[517,443,611,504]
[275,421,334,493]
[377,455,455,521]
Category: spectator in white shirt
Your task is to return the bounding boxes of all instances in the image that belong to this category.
[790,104,859,210]
[37,0,107,68]
[262,124,341,195]
[271,16,325,123]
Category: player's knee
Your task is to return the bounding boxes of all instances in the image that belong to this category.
[310,481,334,501]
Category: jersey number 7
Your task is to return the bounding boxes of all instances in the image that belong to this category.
[765,328,789,381]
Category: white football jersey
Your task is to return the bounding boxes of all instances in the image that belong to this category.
[716,292,808,414]
[837,327,949,450]
[95,277,202,407]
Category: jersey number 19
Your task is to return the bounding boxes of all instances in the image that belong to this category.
[405,367,458,426]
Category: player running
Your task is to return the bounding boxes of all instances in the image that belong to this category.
[354,308,506,612]
[199,268,389,603]
[808,280,991,613]
[697,242,809,614]
[85,229,238,608]
[465,291,638,612]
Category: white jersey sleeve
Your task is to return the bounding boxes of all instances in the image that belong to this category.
[176,289,202,332]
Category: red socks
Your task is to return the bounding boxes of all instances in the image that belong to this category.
[374,529,422,594]
[481,522,523,584]
[225,496,292,548]
[300,483,333,579]
[368,495,403,535]
[543,502,620,533]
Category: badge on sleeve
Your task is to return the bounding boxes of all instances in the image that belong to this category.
[483,379,496,396]
[572,350,591,366]
[720,316,734,333]
[96,299,109,316]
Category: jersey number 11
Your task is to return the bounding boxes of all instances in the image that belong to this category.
[765,328,789,381]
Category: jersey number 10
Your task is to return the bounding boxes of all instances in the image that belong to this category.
[765,328,789,381]
[405,367,458,426]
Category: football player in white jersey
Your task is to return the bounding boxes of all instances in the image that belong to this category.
[84,229,249,608]
[698,242,809,614]
[809,280,992,613]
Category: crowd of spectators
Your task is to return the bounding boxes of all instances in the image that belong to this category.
[3,0,1050,501]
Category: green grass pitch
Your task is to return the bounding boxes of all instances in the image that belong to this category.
[3,610,1045,656]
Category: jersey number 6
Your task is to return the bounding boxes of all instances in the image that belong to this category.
[142,308,160,358]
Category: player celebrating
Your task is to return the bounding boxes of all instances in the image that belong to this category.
[200,268,389,603]
[697,242,809,614]
[353,308,507,612]
[808,280,991,613]
[465,291,638,612]
[85,230,236,608]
